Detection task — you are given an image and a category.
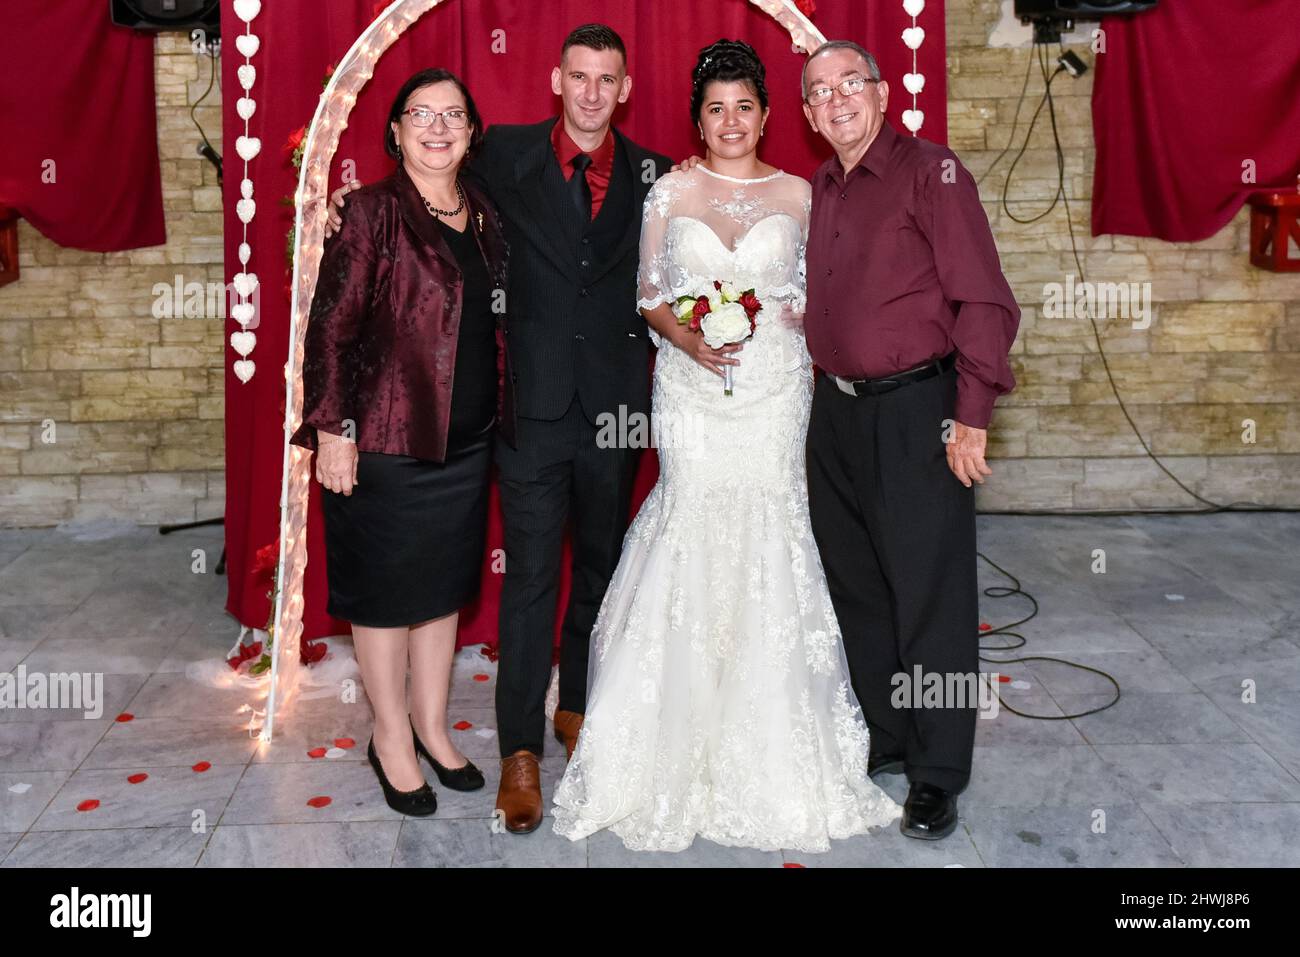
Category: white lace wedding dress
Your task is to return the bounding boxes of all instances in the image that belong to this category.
[551,165,902,852]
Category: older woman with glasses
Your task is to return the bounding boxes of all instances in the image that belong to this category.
[291,68,515,816]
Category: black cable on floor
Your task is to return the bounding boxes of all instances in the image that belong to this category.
[976,550,1121,720]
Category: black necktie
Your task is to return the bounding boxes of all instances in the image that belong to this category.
[569,153,592,222]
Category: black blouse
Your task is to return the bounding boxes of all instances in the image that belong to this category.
[437,215,498,448]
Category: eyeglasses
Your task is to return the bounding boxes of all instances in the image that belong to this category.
[805,76,877,107]
[402,107,468,129]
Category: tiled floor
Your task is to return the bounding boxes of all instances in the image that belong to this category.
[1,513,1297,867]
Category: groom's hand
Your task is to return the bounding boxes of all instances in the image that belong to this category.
[670,155,705,174]
[946,421,992,488]
[324,180,364,239]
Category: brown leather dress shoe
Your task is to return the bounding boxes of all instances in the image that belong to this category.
[553,709,584,761]
[496,749,543,833]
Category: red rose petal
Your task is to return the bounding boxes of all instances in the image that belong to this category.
[192,761,211,772]
[979,622,992,632]
[127,773,148,784]
[472,673,490,682]
[76,799,100,812]
[334,738,355,749]
[115,712,134,723]
[783,862,805,868]
[306,796,332,809]
[997,674,1012,683]
[307,747,328,759]
[453,720,472,731]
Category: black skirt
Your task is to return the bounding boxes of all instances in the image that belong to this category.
[320,433,492,627]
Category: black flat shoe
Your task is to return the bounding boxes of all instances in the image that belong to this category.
[868,751,905,778]
[367,736,437,816]
[900,782,958,841]
[411,720,485,792]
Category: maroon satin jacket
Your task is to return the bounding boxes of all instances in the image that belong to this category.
[290,163,515,462]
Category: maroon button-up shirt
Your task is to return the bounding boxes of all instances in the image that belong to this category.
[804,120,1020,428]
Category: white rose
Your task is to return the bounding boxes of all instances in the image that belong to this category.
[717,281,740,303]
[699,300,751,348]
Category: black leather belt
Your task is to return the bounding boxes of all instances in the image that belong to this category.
[831,351,956,397]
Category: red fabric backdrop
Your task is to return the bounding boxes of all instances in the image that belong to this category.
[221,0,948,648]
[0,2,165,251]
[1092,0,1300,242]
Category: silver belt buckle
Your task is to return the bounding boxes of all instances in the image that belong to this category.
[833,374,859,396]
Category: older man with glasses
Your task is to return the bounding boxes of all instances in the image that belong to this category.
[800,40,1021,841]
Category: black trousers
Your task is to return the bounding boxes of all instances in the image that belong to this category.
[494,395,640,757]
[806,364,979,793]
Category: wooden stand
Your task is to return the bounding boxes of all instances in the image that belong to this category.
[1247,190,1300,273]
[0,206,17,287]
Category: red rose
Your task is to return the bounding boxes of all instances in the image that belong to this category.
[692,296,711,319]
[796,0,817,16]
[252,540,279,583]
[300,637,328,665]
[739,291,762,317]
[283,126,307,155]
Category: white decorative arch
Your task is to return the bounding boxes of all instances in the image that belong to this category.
[264,0,830,740]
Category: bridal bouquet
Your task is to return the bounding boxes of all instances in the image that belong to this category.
[674,281,763,396]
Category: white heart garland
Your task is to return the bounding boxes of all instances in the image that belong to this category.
[901,1,926,137]
[231,0,261,381]
[230,331,258,357]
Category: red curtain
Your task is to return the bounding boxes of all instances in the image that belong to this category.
[0,2,166,251]
[222,0,948,648]
[1092,0,1300,242]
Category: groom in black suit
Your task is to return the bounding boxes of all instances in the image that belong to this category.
[473,25,669,832]
[326,23,668,834]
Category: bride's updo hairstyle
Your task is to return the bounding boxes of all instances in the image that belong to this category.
[690,39,769,122]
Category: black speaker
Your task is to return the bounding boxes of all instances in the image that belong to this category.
[110,0,220,38]
[1015,0,1158,15]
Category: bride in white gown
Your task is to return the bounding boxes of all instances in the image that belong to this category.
[552,40,901,852]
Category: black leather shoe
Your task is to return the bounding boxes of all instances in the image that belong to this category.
[367,736,437,816]
[411,721,485,792]
[868,751,905,778]
[900,782,958,840]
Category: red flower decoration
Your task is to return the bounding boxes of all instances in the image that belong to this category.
[795,0,817,16]
[252,540,279,584]
[115,712,134,723]
[76,799,100,812]
[283,126,307,156]
[300,637,328,665]
[479,645,500,663]
[306,795,332,808]
[192,761,211,773]
[226,640,263,670]
[127,773,148,784]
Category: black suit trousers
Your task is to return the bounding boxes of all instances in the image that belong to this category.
[493,396,640,757]
[806,365,979,792]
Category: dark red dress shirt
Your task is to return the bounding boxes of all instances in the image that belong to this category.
[550,119,614,220]
[804,120,1020,429]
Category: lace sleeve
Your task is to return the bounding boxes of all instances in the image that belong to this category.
[637,177,675,347]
